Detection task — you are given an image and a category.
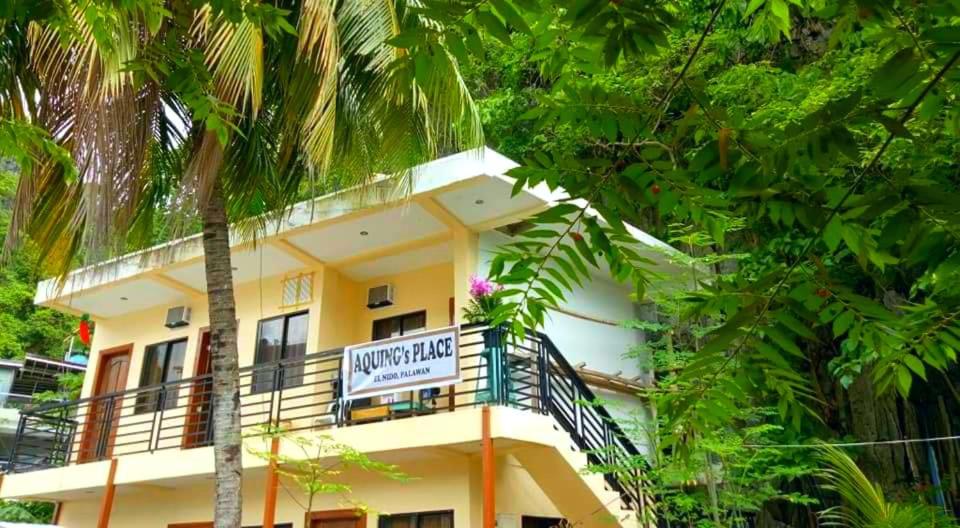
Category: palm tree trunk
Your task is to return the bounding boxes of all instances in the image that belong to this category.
[202,179,243,528]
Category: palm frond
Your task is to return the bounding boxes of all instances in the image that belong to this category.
[818,445,954,528]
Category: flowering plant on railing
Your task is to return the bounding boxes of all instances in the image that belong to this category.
[462,275,504,324]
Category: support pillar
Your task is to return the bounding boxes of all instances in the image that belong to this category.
[263,436,281,528]
[482,406,495,528]
[96,458,118,528]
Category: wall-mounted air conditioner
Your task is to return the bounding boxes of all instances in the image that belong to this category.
[367,284,395,309]
[165,306,192,328]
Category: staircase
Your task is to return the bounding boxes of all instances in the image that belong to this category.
[490,326,655,526]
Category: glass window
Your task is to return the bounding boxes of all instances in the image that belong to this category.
[372,311,427,341]
[252,312,309,393]
[378,511,453,528]
[135,339,187,413]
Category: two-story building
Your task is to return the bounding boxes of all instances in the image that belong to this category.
[0,149,683,528]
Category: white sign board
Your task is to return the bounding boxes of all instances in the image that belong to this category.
[343,326,460,400]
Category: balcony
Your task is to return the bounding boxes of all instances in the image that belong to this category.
[7,325,650,519]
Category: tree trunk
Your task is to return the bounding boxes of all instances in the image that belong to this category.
[202,180,243,528]
[847,371,898,490]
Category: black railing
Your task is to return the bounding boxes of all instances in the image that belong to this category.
[8,325,652,521]
[537,332,653,521]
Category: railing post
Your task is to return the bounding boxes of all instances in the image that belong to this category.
[536,339,550,415]
[154,391,166,452]
[275,362,285,427]
[97,396,116,460]
[573,385,582,445]
[9,413,26,472]
[602,422,609,464]
[498,325,509,406]
[335,358,345,427]
[65,421,77,467]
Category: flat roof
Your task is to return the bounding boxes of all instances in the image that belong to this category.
[35,148,688,318]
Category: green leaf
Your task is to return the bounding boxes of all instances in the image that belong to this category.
[544,266,573,292]
[902,355,927,380]
[896,365,913,396]
[832,311,854,338]
[773,310,816,339]
[744,0,765,18]
[876,115,913,139]
[476,11,512,45]
[489,0,532,34]
[823,215,842,252]
[553,254,585,287]
[764,325,804,358]
[872,48,922,99]
[573,235,598,267]
[769,0,789,23]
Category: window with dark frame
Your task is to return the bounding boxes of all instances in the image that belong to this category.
[251,311,309,393]
[135,339,188,414]
[372,310,427,341]
[377,510,453,528]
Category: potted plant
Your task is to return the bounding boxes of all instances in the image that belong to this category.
[463,276,509,403]
[463,275,505,345]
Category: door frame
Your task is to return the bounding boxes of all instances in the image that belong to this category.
[307,509,366,527]
[183,327,213,449]
[78,344,133,463]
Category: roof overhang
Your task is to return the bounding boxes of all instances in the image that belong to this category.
[35,147,689,319]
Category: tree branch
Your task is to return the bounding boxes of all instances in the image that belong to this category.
[675,48,960,422]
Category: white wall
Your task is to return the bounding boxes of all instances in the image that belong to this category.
[477,230,655,450]
[477,231,648,379]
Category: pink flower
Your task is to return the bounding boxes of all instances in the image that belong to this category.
[469,275,496,298]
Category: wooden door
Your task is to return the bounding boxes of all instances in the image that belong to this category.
[78,346,131,462]
[308,509,366,528]
[183,330,213,449]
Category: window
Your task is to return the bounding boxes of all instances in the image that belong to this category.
[378,511,453,528]
[252,311,309,393]
[135,339,187,413]
[522,517,565,528]
[372,311,426,341]
[282,272,314,306]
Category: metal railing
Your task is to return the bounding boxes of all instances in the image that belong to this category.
[7,325,652,520]
[0,393,40,411]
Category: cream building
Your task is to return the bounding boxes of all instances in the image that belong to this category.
[0,149,682,528]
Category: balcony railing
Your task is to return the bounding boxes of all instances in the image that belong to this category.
[0,393,42,412]
[7,325,652,520]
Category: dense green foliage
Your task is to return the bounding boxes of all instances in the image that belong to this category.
[430,0,960,436]
[0,169,76,360]
[417,0,960,523]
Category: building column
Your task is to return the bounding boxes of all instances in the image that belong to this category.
[96,458,118,528]
[482,406,495,528]
[262,435,281,528]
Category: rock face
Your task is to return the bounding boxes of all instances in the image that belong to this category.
[0,158,17,174]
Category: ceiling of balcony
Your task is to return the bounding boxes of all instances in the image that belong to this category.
[38,149,567,318]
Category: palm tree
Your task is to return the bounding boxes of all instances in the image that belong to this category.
[0,2,480,527]
[818,445,955,528]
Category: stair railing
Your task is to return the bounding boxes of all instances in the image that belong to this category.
[496,328,655,523]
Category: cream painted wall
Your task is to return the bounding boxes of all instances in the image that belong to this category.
[83,261,454,401]
[55,452,559,528]
[352,263,455,342]
[82,269,322,401]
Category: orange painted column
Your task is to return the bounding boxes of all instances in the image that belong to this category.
[262,436,281,528]
[52,502,64,525]
[482,406,495,528]
[96,458,118,528]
